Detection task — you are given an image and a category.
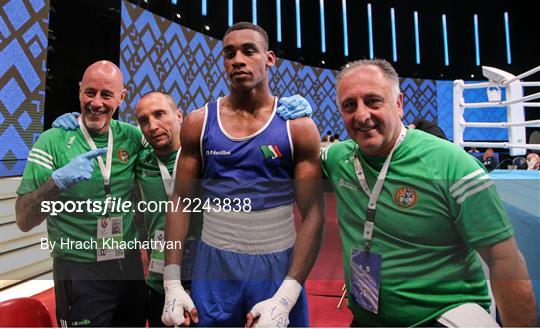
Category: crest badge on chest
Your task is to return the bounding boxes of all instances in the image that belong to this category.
[393,186,417,209]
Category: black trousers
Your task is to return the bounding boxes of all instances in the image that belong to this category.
[53,250,147,327]
[148,288,166,328]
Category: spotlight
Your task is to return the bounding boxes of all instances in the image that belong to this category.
[321,60,326,65]
[204,25,210,31]
[143,0,148,3]
[45,69,54,80]
[470,74,475,78]
[176,13,181,19]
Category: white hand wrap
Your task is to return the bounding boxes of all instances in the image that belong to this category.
[161,264,195,326]
[250,277,302,328]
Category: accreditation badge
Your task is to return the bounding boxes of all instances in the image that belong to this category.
[149,230,165,274]
[96,216,125,261]
[349,248,382,314]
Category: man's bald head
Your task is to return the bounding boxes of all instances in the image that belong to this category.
[78,60,126,134]
[81,60,124,92]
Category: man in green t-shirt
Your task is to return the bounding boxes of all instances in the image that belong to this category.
[16,61,147,327]
[322,59,537,327]
[133,91,202,327]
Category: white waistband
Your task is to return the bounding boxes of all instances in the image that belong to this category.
[202,204,296,254]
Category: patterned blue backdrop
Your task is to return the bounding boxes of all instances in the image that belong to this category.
[0,0,49,175]
[120,0,508,143]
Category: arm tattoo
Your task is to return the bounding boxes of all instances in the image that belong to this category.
[16,178,61,232]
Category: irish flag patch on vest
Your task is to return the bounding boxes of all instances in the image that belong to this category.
[260,145,282,159]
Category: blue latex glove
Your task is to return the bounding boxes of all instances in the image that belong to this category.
[51,148,107,191]
[277,95,313,120]
[52,112,80,130]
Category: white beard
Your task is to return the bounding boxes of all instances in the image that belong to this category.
[82,115,108,132]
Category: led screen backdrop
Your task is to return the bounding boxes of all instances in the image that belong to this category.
[0,0,49,176]
[120,0,506,142]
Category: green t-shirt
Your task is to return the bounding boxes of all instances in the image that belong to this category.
[136,147,202,294]
[17,120,144,262]
[321,128,513,327]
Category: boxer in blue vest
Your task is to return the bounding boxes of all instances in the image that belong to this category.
[161,22,325,327]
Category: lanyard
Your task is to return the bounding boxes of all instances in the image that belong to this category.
[156,148,181,199]
[78,116,114,203]
[353,125,407,252]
